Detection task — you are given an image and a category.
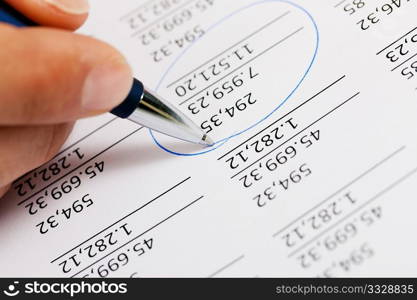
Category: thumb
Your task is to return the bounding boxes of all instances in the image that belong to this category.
[0,24,133,125]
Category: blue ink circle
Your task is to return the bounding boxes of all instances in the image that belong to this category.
[150,0,320,157]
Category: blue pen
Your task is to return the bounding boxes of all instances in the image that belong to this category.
[0,1,212,146]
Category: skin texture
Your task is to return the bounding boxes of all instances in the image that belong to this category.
[5,0,89,30]
[0,0,133,197]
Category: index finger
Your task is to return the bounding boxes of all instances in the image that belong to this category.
[5,0,89,30]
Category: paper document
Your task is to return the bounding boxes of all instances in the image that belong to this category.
[1,0,417,277]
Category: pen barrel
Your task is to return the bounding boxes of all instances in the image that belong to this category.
[0,1,35,27]
[110,78,144,119]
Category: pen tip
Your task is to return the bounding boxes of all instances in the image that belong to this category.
[201,134,214,147]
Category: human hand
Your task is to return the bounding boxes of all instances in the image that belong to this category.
[0,0,133,197]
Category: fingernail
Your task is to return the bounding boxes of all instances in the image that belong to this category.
[45,0,90,15]
[81,62,133,114]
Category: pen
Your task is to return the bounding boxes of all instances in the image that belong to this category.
[0,1,213,146]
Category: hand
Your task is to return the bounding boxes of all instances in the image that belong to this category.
[0,0,133,197]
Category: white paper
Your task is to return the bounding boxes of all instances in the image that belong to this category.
[1,0,417,277]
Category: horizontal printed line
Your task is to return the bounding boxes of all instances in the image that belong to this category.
[179,26,305,106]
[166,11,291,88]
[230,92,360,179]
[217,75,346,161]
[272,145,406,238]
[17,127,144,206]
[70,195,204,278]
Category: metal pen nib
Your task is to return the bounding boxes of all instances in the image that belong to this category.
[127,88,214,146]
